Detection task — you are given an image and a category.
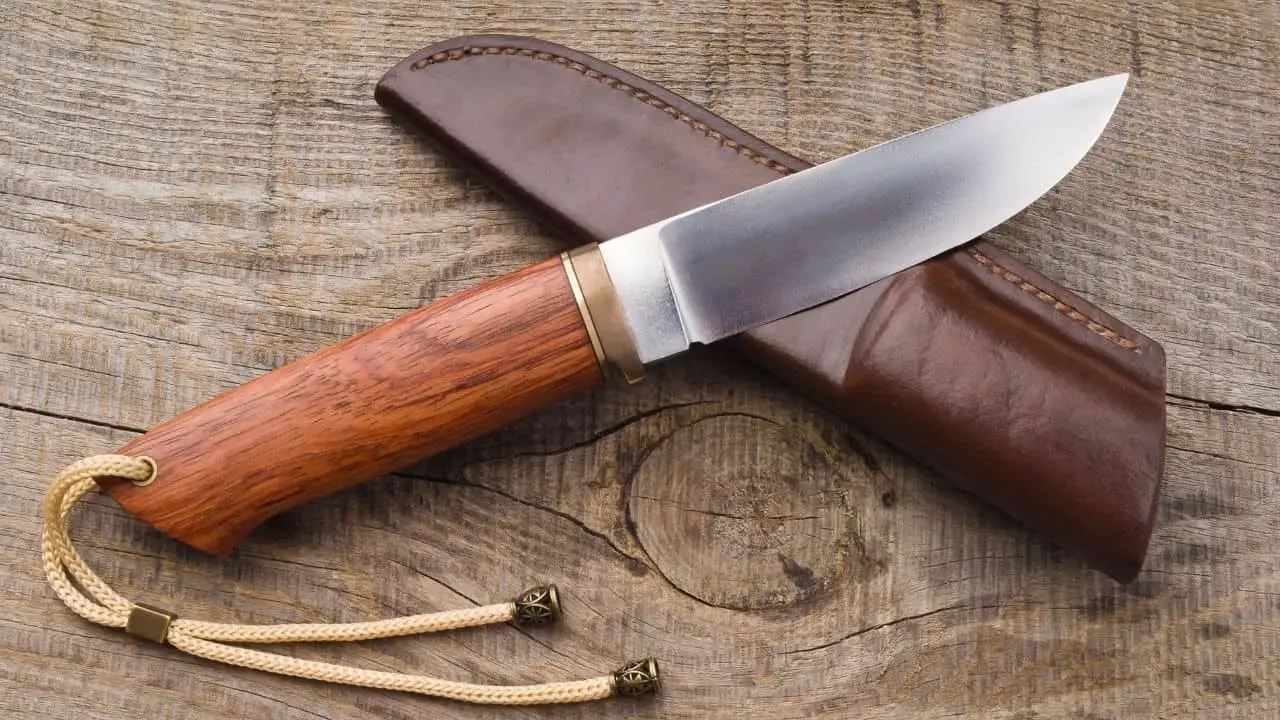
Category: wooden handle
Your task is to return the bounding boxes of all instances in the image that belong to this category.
[98,256,603,554]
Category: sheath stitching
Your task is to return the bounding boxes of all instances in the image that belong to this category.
[411,47,791,172]
[412,45,1142,353]
[968,251,1140,350]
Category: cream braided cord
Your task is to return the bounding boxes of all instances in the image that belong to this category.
[40,455,661,705]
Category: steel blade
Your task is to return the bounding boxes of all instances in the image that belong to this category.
[600,74,1128,363]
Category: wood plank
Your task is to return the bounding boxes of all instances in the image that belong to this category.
[2,0,1276,718]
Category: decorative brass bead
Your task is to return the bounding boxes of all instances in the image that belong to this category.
[512,584,561,627]
[611,657,661,697]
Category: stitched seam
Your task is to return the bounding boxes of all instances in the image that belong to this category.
[969,250,1140,350]
[412,46,1141,353]
[411,47,791,172]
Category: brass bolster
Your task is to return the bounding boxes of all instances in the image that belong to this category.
[561,245,644,385]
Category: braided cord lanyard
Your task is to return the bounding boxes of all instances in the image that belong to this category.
[42,455,660,705]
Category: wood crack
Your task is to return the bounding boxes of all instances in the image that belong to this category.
[631,496,820,522]
[0,400,145,434]
[6,305,206,349]
[477,400,714,462]
[1166,393,1280,418]
[1,348,130,379]
[682,507,820,523]
[1166,444,1239,464]
[1165,444,1273,472]
[405,472,643,570]
[416,568,479,607]
[508,623,576,664]
[781,604,966,656]
[234,550,346,574]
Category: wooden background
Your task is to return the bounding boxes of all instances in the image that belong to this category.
[2,1,1276,718]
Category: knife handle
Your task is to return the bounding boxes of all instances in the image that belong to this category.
[98,247,637,555]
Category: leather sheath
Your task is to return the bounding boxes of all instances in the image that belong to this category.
[374,35,1167,582]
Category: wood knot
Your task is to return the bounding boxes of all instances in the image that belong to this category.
[628,414,877,610]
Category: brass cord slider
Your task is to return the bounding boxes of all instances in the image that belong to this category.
[125,603,176,643]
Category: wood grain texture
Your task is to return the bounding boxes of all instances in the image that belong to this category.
[1,1,1276,719]
[97,255,601,555]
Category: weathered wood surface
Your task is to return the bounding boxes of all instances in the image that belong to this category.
[1,1,1276,718]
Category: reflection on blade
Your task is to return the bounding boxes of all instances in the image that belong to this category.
[602,74,1128,363]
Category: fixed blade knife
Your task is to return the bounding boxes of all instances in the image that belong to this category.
[98,74,1129,554]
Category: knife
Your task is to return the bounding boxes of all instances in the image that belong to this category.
[97,74,1129,555]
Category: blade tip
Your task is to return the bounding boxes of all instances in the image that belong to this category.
[1106,72,1131,87]
[1097,72,1131,95]
[1082,73,1130,116]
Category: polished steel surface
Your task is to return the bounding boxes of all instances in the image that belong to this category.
[600,74,1128,363]
[599,226,686,363]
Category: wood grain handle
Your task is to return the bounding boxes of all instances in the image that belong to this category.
[98,256,604,555]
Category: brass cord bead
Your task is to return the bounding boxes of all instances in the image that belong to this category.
[512,584,561,627]
[611,658,661,697]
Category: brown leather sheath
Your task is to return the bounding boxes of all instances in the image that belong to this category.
[374,35,1167,583]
